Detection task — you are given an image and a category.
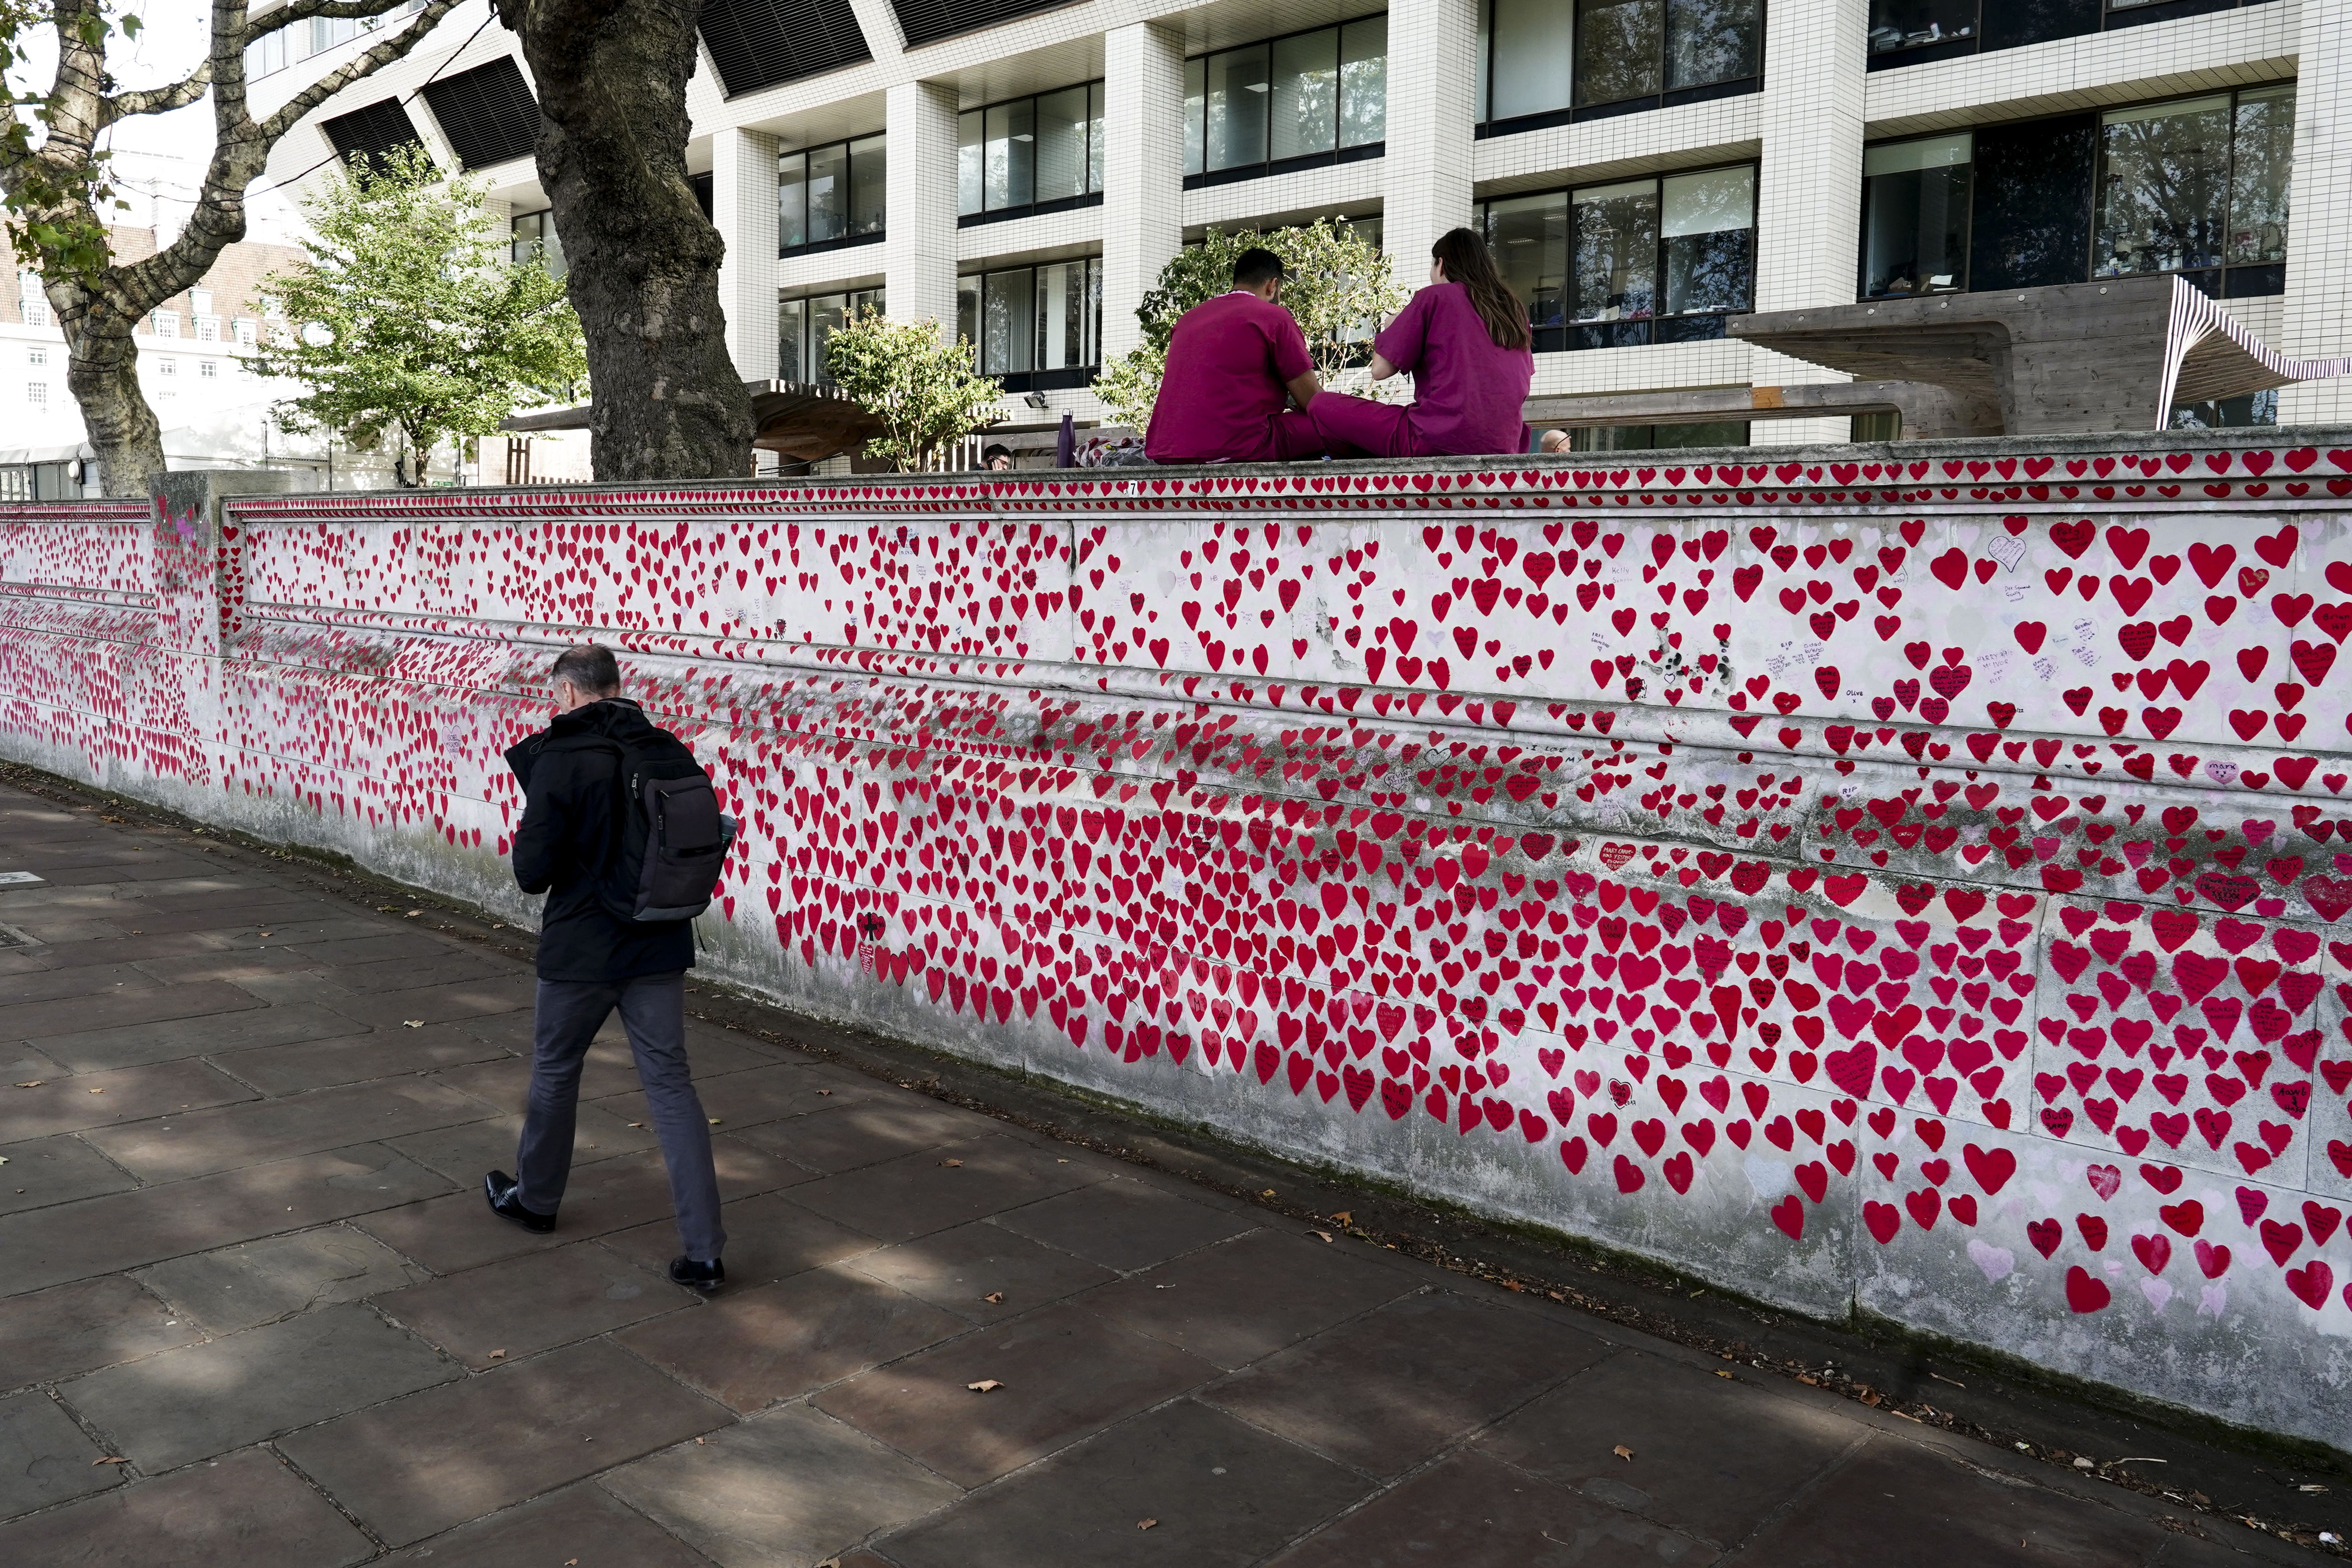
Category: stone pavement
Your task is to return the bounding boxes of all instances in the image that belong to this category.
[0,778,2314,1568]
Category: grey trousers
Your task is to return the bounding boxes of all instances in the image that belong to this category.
[513,972,726,1262]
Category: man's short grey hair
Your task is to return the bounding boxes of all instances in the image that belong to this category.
[549,643,621,697]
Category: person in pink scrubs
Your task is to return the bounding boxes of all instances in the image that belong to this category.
[1144,248,1328,464]
[1309,228,1545,458]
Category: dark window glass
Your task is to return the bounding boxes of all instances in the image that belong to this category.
[848,134,887,236]
[1188,20,1386,178]
[2094,95,2230,276]
[1967,114,2096,291]
[1867,0,1977,55]
[1572,181,1660,321]
[959,84,1104,218]
[1482,165,1752,347]
[2170,389,2275,428]
[783,287,884,382]
[1980,0,2099,52]
[2228,85,2292,265]
[961,259,1105,379]
[1570,421,1751,448]
[778,135,886,252]
[778,153,809,249]
[1486,191,1570,329]
[1037,85,1090,200]
[985,100,1035,209]
[958,111,984,215]
[1205,44,1271,169]
[807,142,849,243]
[1340,18,1387,146]
[1661,167,1755,312]
[1859,134,1971,296]
[1667,0,1760,90]
[1575,0,1662,106]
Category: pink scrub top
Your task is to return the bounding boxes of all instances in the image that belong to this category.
[1374,282,1535,456]
[1145,292,1316,464]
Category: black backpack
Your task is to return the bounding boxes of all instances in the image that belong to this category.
[587,729,738,923]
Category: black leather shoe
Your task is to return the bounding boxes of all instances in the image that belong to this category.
[669,1255,725,1292]
[484,1171,556,1234]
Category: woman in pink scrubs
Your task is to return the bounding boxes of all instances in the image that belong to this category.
[1309,228,1545,458]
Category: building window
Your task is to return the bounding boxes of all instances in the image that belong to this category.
[200,360,220,379]
[234,318,258,346]
[779,134,886,255]
[780,287,885,384]
[26,348,45,368]
[1859,133,1972,296]
[1569,420,1751,449]
[1859,86,2291,300]
[1478,0,1759,134]
[955,257,1103,391]
[510,211,567,279]
[959,83,1105,225]
[157,358,177,376]
[1183,18,1386,186]
[26,382,44,407]
[1869,0,2277,70]
[152,310,179,338]
[1481,165,1755,351]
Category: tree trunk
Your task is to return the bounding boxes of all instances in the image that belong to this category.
[507,0,754,481]
[58,297,167,497]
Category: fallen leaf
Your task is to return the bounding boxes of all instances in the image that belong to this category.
[1714,1370,1733,1379]
[628,1122,645,1129]
[87,1087,103,1095]
[816,1089,834,1096]
[939,1158,963,1167]
[1613,1445,1635,1461]
[401,1020,424,1029]
[983,1292,1004,1304]
[1311,1230,1333,1243]
[1260,1189,1276,1197]
[93,1456,126,1465]
[967,1379,1003,1393]
[13,1082,42,1089]
[489,1350,506,1359]
[707,1118,723,1126]
[1137,1518,1158,1531]
[404,910,422,918]
[1330,1210,1353,1225]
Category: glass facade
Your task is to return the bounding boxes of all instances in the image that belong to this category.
[1868,0,2277,70]
[510,210,567,280]
[1481,165,1756,351]
[1860,86,2292,300]
[780,288,886,384]
[779,134,887,254]
[1569,420,1752,449]
[1183,18,1387,182]
[1479,0,1759,129]
[959,83,1106,222]
[955,258,1104,391]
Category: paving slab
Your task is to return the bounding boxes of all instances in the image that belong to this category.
[812,1301,1221,1488]
[618,1261,972,1412]
[82,1075,488,1180]
[0,962,156,1006]
[32,1002,373,1073]
[722,1091,990,1173]
[58,1301,462,1471]
[0,1058,255,1142]
[0,1133,138,1216]
[1262,1446,1705,1567]
[848,1218,1120,1323]
[305,949,517,994]
[1200,1288,1614,1479]
[209,1022,507,1096]
[0,1145,451,1297]
[878,1397,1367,1568]
[278,1337,731,1547]
[12,929,238,970]
[0,979,262,1042]
[133,1226,432,1334]
[988,1175,1262,1272]
[603,1403,963,1568]
[375,1241,697,1368]
[1079,1228,1419,1370]
[0,1444,376,1568]
[0,1389,120,1519]
[1479,1349,1866,1548]
[0,1275,200,1389]
[1722,1435,2172,1566]
[786,1134,1107,1243]
[384,1103,662,1184]
[297,973,536,1031]
[599,1186,877,1286]
[385,1483,720,1567]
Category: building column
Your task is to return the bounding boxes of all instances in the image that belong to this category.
[1100,22,1186,363]
[1379,0,1477,280]
[885,80,961,344]
[712,125,781,383]
[1746,0,1869,445]
[2276,0,2351,425]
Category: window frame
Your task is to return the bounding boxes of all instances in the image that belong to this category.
[958,81,1107,227]
[1477,0,1765,139]
[1854,83,2294,302]
[779,286,886,384]
[1183,15,1389,189]
[1478,161,1760,352]
[955,255,1106,392]
[778,134,888,257]
[1866,0,2277,72]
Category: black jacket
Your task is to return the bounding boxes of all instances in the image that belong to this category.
[505,698,697,983]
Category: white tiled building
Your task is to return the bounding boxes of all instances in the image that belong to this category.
[260,0,2349,447]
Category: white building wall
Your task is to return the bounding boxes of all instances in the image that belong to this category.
[1380,0,1480,281]
[712,127,784,383]
[885,80,964,341]
[2278,0,2349,423]
[1100,22,1186,362]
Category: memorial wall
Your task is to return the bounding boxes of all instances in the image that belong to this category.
[6,434,2352,1446]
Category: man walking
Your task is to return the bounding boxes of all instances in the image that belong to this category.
[486,644,727,1291]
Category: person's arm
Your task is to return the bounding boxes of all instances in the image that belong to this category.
[1285,369,1321,407]
[1367,352,1399,383]
[1368,292,1429,385]
[1271,308,1318,408]
[510,751,569,895]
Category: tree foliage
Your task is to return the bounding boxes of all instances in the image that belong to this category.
[1101,220,1406,429]
[823,311,1002,472]
[249,145,586,484]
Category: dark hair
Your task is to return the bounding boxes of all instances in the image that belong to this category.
[1432,228,1531,352]
[982,443,1012,460]
[1231,248,1286,290]
[550,643,621,697]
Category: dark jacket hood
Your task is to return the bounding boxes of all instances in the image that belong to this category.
[506,698,659,787]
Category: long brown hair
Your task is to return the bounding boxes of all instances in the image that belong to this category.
[1432,227,1531,352]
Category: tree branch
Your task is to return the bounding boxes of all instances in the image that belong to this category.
[259,0,459,145]
[103,63,214,125]
[246,0,445,40]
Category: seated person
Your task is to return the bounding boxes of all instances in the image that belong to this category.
[1144,248,1326,464]
[1309,228,1538,459]
[982,443,1014,471]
